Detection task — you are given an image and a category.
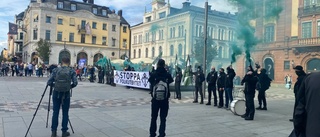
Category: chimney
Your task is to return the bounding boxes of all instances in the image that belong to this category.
[182,1,191,8]
[88,0,94,4]
[118,10,123,17]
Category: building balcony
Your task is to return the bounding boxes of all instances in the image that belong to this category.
[298,5,320,17]
[297,37,320,46]
[77,25,86,34]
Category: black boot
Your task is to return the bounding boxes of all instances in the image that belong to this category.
[256,106,262,110]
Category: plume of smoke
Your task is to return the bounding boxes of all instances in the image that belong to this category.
[150,24,160,32]
[231,43,242,64]
[228,0,283,64]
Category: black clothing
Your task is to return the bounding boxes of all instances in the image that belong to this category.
[294,73,320,137]
[148,67,173,137]
[257,72,272,108]
[241,73,258,119]
[225,68,236,88]
[191,71,205,103]
[257,89,267,108]
[175,70,182,99]
[206,71,217,105]
[217,72,226,107]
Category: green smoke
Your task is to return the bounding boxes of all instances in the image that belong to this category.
[150,24,159,32]
[231,43,242,64]
[228,0,283,63]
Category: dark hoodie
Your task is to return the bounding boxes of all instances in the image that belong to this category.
[225,67,236,88]
[258,69,272,91]
[148,67,174,99]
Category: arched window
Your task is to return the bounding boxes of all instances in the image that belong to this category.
[178,44,183,56]
[133,49,136,58]
[146,48,149,58]
[307,58,320,72]
[152,47,155,57]
[170,45,174,56]
[138,49,141,58]
[159,46,162,55]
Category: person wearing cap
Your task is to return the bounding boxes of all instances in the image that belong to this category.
[289,65,306,122]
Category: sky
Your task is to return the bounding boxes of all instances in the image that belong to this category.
[0,0,237,51]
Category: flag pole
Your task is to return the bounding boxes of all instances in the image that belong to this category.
[203,0,209,98]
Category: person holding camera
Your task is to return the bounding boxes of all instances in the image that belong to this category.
[47,57,77,137]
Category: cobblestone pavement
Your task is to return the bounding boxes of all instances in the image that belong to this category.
[0,77,295,137]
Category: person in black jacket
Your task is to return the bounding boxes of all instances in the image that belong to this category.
[148,59,173,137]
[206,67,218,106]
[241,66,258,120]
[256,68,272,110]
[191,66,205,104]
[174,67,182,100]
[289,65,306,122]
[217,68,226,108]
[294,72,320,137]
[225,66,236,109]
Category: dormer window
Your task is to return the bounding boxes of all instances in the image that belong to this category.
[71,4,76,11]
[93,8,97,14]
[102,10,107,16]
[58,2,63,9]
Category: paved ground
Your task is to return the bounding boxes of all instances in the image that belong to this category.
[0,76,295,137]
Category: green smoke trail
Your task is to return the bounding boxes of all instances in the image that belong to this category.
[228,0,283,63]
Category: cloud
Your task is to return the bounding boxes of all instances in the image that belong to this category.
[0,41,7,51]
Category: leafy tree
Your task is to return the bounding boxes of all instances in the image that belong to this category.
[192,36,217,71]
[35,38,51,63]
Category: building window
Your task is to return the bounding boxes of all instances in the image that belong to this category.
[303,0,313,7]
[152,47,155,57]
[69,33,74,42]
[199,26,202,36]
[284,61,290,70]
[123,26,127,33]
[170,45,174,56]
[123,39,127,48]
[159,11,166,19]
[178,44,182,56]
[45,30,50,40]
[46,16,51,23]
[92,36,96,44]
[102,37,107,45]
[34,15,39,22]
[112,38,116,46]
[173,27,176,38]
[159,46,162,55]
[58,18,63,25]
[81,20,86,28]
[145,32,149,42]
[93,8,97,14]
[92,22,97,29]
[302,22,312,38]
[33,29,37,40]
[139,35,142,44]
[146,16,151,22]
[152,32,156,42]
[57,31,62,41]
[317,21,320,37]
[112,25,116,32]
[264,25,275,42]
[112,52,115,57]
[81,34,85,43]
[170,28,173,38]
[221,29,224,40]
[195,25,198,37]
[58,2,63,9]
[178,26,181,37]
[71,4,76,11]
[70,18,75,26]
[138,49,141,58]
[19,32,23,40]
[103,23,107,30]
[133,50,136,58]
[133,36,137,44]
[102,10,107,16]
[146,48,148,57]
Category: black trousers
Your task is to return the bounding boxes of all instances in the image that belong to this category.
[257,89,267,107]
[150,100,169,137]
[245,94,255,119]
[175,82,181,99]
[218,89,224,107]
[11,70,15,76]
[207,84,217,105]
[194,85,203,102]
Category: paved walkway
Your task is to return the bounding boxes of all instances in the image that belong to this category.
[0,77,295,137]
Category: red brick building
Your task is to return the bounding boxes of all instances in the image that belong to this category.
[235,0,320,83]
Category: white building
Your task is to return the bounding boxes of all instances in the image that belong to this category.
[131,0,237,68]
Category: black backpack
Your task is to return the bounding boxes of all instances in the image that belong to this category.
[54,67,72,92]
[153,78,169,101]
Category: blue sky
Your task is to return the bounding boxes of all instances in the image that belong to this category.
[0,0,236,51]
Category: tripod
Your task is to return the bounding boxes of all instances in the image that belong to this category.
[25,85,75,137]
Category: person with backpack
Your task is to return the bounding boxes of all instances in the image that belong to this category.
[148,59,173,137]
[256,68,272,110]
[47,57,77,137]
[191,66,205,104]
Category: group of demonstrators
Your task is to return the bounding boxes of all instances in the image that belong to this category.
[0,61,51,77]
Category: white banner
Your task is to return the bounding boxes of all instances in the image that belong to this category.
[114,70,150,89]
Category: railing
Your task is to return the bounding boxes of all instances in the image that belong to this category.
[298,5,320,16]
[298,37,320,45]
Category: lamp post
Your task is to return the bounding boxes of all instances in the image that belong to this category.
[203,0,209,98]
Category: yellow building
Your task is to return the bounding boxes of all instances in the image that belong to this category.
[21,0,130,65]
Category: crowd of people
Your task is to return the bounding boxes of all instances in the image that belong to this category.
[0,61,53,77]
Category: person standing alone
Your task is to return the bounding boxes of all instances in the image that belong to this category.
[148,59,173,137]
[174,67,182,100]
[47,57,77,137]
[256,68,272,110]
